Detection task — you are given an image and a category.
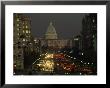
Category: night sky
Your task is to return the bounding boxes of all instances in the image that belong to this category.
[23,13,86,39]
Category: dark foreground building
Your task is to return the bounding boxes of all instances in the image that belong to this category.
[82,13,97,63]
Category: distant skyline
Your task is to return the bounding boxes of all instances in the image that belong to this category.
[23,13,87,39]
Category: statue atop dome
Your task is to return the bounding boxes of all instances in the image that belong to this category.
[45,21,58,39]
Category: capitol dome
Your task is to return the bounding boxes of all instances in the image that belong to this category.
[45,22,58,39]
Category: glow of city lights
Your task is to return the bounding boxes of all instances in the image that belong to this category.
[88,63,90,64]
[92,63,93,65]
[45,54,53,59]
[45,53,48,55]
[81,61,83,63]
[37,64,42,66]
[42,60,54,72]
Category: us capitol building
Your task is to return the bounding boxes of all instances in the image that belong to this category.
[38,21,73,50]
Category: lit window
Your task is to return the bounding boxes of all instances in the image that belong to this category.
[26,25,28,28]
[17,33,19,36]
[17,18,19,21]
[28,31,30,33]
[34,39,36,42]
[23,30,25,33]
[23,39,25,41]
[93,19,95,23]
[17,28,19,31]
[17,24,19,27]
[74,38,78,41]
[26,30,28,33]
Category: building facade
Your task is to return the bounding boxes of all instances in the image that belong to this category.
[82,13,97,62]
[40,39,72,49]
[14,14,33,71]
[45,22,58,39]
[73,35,82,50]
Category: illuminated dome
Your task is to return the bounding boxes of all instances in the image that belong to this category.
[45,22,58,39]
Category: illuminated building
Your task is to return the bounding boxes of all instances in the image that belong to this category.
[82,13,97,62]
[45,22,58,39]
[33,38,41,53]
[73,35,82,50]
[40,39,72,50]
[40,21,73,52]
[14,14,33,71]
